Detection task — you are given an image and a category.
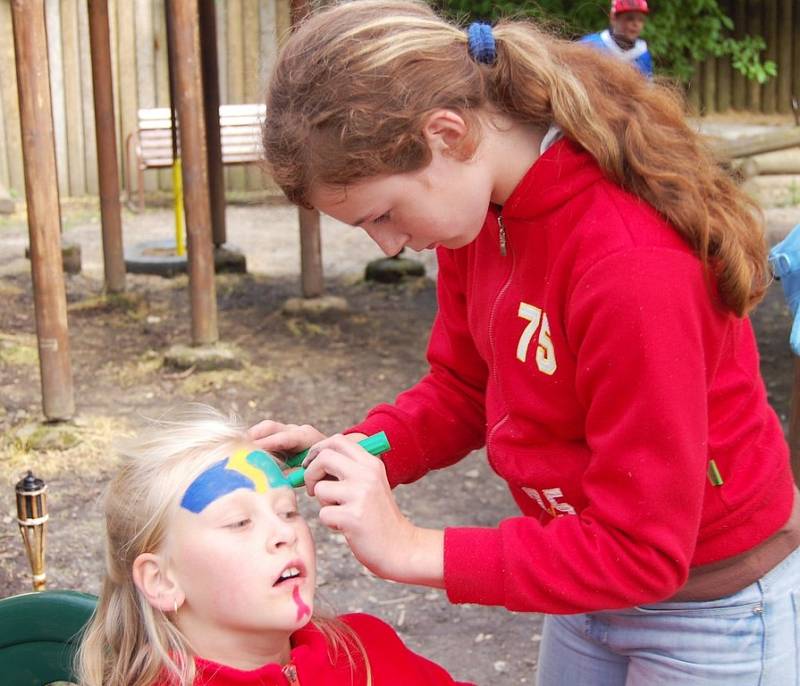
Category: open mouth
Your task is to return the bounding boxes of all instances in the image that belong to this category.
[273,561,306,587]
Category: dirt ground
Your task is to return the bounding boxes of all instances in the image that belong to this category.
[0,196,798,685]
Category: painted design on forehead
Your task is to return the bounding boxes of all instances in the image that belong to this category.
[180,448,292,513]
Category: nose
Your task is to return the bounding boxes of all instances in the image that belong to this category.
[266,514,297,552]
[365,226,407,257]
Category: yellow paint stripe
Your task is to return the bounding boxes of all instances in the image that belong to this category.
[227,447,269,493]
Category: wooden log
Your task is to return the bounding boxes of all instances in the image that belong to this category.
[44,0,69,196]
[731,0,746,110]
[710,128,800,159]
[743,149,800,175]
[746,0,762,112]
[199,0,226,245]
[171,0,219,345]
[761,0,777,114]
[776,0,792,114]
[10,0,75,420]
[88,0,125,293]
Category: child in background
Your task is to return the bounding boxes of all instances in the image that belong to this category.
[253,1,800,684]
[76,405,473,686]
[580,0,652,78]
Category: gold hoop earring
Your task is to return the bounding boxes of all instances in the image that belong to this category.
[173,599,178,614]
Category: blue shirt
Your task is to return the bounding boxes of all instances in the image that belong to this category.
[580,29,653,78]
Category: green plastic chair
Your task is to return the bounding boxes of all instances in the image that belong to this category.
[0,590,97,685]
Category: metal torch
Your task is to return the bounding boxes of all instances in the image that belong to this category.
[15,471,48,591]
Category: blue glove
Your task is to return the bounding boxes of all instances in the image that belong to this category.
[769,224,800,356]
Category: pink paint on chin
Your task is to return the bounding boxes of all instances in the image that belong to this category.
[292,585,310,621]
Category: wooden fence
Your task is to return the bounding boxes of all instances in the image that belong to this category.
[687,0,800,116]
[0,0,291,200]
[1,0,798,200]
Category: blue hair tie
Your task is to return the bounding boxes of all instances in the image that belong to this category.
[467,22,496,65]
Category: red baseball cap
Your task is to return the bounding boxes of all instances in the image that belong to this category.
[611,0,649,15]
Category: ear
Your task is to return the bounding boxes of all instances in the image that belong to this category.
[132,552,184,613]
[421,109,471,157]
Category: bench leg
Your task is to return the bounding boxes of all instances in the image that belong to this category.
[138,166,145,213]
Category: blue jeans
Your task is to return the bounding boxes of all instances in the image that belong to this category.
[536,545,800,686]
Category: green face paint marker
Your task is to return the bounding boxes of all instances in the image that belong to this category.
[287,431,390,488]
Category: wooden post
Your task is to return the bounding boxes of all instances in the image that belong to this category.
[10,0,74,420]
[746,0,762,112]
[703,57,716,115]
[731,0,747,110]
[289,0,323,298]
[226,0,245,192]
[88,0,125,293]
[761,0,777,114]
[790,357,800,486]
[716,0,732,112]
[198,0,226,247]
[299,207,324,297]
[776,0,792,114]
[687,62,702,115]
[793,5,800,117]
[170,0,218,345]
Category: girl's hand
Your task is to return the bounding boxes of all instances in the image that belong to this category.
[303,434,444,588]
[246,420,326,461]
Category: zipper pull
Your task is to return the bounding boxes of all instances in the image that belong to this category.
[498,215,507,256]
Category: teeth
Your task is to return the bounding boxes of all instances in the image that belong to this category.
[280,567,300,580]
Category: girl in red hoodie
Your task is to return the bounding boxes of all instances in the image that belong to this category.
[252,1,800,685]
[76,405,472,686]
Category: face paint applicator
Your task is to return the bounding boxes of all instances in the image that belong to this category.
[286,431,391,488]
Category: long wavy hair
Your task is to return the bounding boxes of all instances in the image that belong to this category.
[263,0,768,316]
[76,405,370,686]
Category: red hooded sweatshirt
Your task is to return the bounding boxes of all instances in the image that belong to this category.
[153,614,473,686]
[350,138,795,614]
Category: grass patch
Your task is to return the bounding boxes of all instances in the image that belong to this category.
[0,415,130,485]
[0,333,38,366]
[178,363,278,395]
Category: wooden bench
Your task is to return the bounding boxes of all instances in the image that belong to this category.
[125,103,266,211]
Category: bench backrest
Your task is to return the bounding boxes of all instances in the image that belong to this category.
[136,104,266,167]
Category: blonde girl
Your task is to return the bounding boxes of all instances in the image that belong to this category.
[77,405,473,686]
[252,2,800,685]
